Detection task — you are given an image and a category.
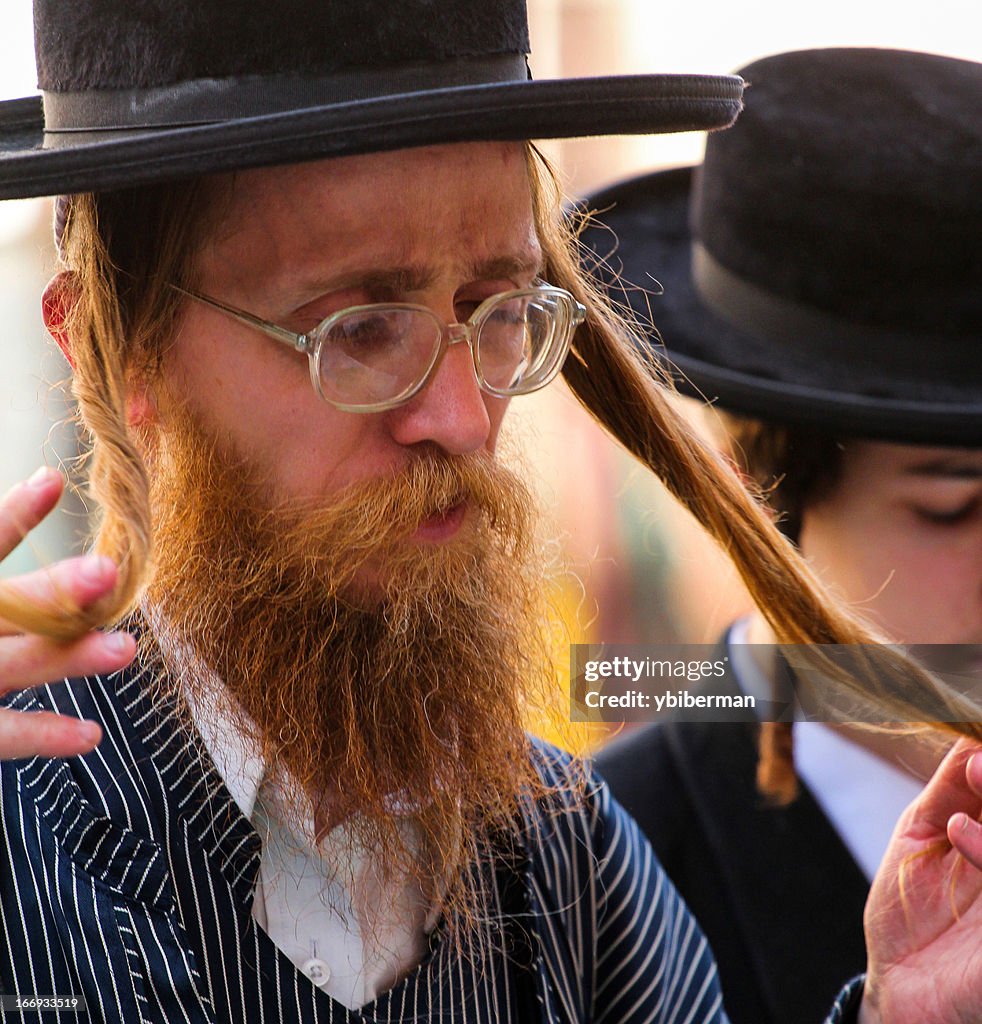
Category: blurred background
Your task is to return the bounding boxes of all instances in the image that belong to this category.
[2,1,981,745]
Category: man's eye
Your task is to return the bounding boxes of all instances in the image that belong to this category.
[484,300,526,326]
[334,314,395,349]
[913,499,980,525]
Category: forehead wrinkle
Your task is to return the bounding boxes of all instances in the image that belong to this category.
[220,185,538,304]
[201,142,539,306]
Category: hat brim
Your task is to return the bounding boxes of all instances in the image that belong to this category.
[0,75,742,200]
[580,166,982,447]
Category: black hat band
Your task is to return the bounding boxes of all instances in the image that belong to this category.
[691,242,978,376]
[43,54,531,132]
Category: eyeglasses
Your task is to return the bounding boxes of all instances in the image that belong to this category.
[170,281,586,413]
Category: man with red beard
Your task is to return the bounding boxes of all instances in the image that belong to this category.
[3,2,982,1023]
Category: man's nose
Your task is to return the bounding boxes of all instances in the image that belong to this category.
[386,335,493,454]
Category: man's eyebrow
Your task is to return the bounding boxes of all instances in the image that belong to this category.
[281,266,435,308]
[288,253,543,308]
[469,252,545,280]
[905,459,982,479]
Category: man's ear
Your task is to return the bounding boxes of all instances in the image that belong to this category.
[41,269,159,429]
[42,270,77,369]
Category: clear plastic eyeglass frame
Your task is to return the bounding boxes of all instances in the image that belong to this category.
[169,281,586,413]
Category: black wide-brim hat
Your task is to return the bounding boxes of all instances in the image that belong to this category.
[0,0,744,200]
[579,48,982,447]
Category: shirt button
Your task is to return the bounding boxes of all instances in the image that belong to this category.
[302,958,331,986]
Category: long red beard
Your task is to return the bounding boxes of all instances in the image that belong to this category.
[143,409,559,927]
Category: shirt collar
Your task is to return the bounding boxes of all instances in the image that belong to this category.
[184,679,267,822]
[146,604,267,822]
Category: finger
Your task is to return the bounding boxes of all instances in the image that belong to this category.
[948,813,982,872]
[900,738,982,837]
[0,631,135,695]
[0,554,118,636]
[0,707,101,760]
[0,468,63,559]
[967,750,982,799]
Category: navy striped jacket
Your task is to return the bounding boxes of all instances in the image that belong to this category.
[0,660,860,1023]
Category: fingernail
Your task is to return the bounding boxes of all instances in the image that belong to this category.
[27,466,57,489]
[79,554,114,585]
[103,631,134,655]
[75,721,101,745]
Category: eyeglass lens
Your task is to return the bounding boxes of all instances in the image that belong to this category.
[316,309,442,406]
[314,291,570,407]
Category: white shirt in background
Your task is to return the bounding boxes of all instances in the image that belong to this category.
[728,616,923,881]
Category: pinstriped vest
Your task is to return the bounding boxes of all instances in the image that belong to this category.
[0,654,732,1023]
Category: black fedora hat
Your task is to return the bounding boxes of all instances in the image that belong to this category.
[0,0,744,200]
[579,48,982,447]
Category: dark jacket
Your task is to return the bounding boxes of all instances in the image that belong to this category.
[0,656,735,1024]
[596,690,869,1024]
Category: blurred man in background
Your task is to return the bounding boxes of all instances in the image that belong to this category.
[592,47,982,1024]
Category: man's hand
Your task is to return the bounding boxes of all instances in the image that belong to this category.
[860,738,982,1024]
[0,467,135,758]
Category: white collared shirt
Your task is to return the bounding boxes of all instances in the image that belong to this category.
[184,678,438,1009]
